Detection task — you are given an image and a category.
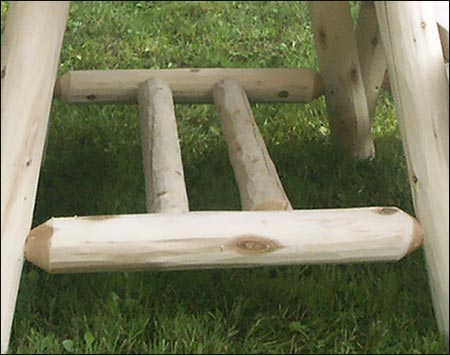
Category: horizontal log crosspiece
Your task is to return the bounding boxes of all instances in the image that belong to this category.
[25,207,423,274]
[54,68,324,104]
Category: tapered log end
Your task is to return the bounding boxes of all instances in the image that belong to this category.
[24,221,53,272]
[407,216,425,254]
[355,145,376,161]
[54,72,71,100]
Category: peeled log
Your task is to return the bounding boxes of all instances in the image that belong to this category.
[1,2,70,353]
[138,79,189,213]
[376,1,449,339]
[213,80,292,211]
[355,1,387,121]
[54,68,324,104]
[24,207,423,274]
[309,1,375,159]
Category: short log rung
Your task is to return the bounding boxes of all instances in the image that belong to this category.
[137,77,292,212]
[213,79,292,211]
[138,78,189,213]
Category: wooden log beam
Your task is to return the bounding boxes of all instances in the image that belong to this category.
[0,2,70,353]
[138,79,189,213]
[437,24,449,62]
[355,1,387,120]
[213,80,292,211]
[376,1,449,340]
[24,207,423,274]
[433,1,449,62]
[53,68,324,104]
[309,1,375,160]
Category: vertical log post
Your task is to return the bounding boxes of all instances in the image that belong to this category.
[376,1,449,340]
[138,78,189,213]
[213,80,292,211]
[0,2,70,353]
[309,1,375,160]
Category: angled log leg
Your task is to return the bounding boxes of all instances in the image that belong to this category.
[213,80,292,211]
[309,1,375,160]
[376,1,449,341]
[355,1,387,121]
[0,2,70,353]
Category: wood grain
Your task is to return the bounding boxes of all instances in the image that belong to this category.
[376,1,449,340]
[0,2,70,353]
[54,68,324,104]
[138,78,189,213]
[309,1,375,159]
[25,207,423,274]
[213,80,292,211]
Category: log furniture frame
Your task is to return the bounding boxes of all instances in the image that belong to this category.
[1,1,448,353]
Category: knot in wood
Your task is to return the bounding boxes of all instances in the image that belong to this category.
[378,207,398,215]
[232,236,280,255]
[277,90,289,98]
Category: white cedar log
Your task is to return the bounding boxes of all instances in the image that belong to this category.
[433,1,449,62]
[355,1,387,120]
[24,207,424,274]
[53,68,324,104]
[376,1,449,340]
[138,79,189,213]
[213,80,292,211]
[0,2,70,354]
[437,24,449,63]
[309,1,375,160]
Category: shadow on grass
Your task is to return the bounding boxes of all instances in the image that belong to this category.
[23,102,444,353]
[34,110,413,223]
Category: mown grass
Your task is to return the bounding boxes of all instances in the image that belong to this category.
[1,1,447,354]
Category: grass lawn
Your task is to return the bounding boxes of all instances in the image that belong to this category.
[1,1,448,353]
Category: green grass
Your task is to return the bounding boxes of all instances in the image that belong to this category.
[1,1,448,354]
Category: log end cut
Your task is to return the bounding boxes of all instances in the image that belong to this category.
[24,221,53,272]
[407,215,425,255]
[53,72,71,100]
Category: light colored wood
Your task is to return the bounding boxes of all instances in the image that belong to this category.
[213,80,292,211]
[0,2,70,354]
[309,1,374,160]
[53,68,324,104]
[433,1,449,31]
[355,1,387,120]
[437,24,449,62]
[138,79,189,213]
[376,1,449,340]
[433,1,449,62]
[24,207,423,274]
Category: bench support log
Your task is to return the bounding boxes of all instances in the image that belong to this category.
[376,1,449,340]
[213,80,292,211]
[355,1,387,120]
[54,68,324,104]
[138,79,189,213]
[25,207,423,274]
[0,2,70,353]
[309,1,375,159]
